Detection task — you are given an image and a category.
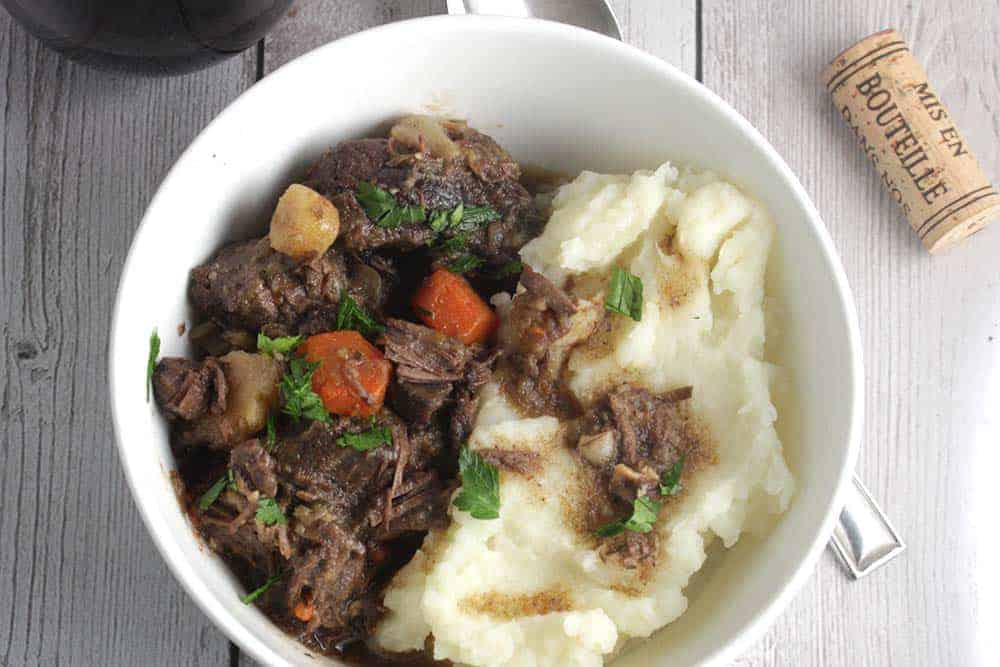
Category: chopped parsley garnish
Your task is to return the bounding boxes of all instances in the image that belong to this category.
[458,205,501,227]
[595,495,661,537]
[355,181,425,228]
[428,203,464,233]
[493,259,523,279]
[240,571,285,604]
[255,497,286,526]
[265,413,277,451]
[447,255,485,275]
[146,328,160,402]
[335,292,384,337]
[280,357,331,423]
[659,456,685,497]
[605,267,644,322]
[198,469,235,511]
[336,418,392,452]
[452,446,500,520]
[381,203,426,228]
[436,231,470,253]
[257,333,303,357]
[427,202,501,234]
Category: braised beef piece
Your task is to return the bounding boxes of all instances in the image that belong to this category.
[197,440,291,575]
[189,238,391,337]
[194,412,450,639]
[303,123,536,263]
[271,414,448,633]
[152,357,228,421]
[501,266,600,418]
[381,318,498,431]
[449,350,498,447]
[578,384,696,504]
[600,531,656,570]
[382,318,473,383]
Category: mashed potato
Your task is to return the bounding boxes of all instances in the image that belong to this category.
[374,164,794,666]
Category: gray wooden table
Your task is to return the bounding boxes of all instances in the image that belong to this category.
[2,1,996,665]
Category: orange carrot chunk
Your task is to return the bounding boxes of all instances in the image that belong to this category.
[292,600,315,623]
[412,269,499,345]
[300,331,391,417]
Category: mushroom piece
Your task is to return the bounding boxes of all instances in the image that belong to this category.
[577,429,617,467]
[269,184,340,259]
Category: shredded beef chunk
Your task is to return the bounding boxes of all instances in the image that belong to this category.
[382,318,498,427]
[578,384,699,504]
[157,351,281,451]
[382,318,473,383]
[303,119,537,263]
[197,440,291,575]
[153,357,228,421]
[501,266,600,417]
[271,415,448,634]
[189,238,389,337]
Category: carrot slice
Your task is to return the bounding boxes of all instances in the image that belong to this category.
[412,269,499,345]
[292,600,315,623]
[300,331,391,417]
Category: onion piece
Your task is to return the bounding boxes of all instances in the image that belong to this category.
[389,115,461,160]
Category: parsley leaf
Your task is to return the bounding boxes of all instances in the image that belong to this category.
[659,456,685,497]
[453,446,500,520]
[427,202,501,235]
[595,495,661,537]
[146,328,160,402]
[335,292,384,337]
[447,255,485,275]
[265,413,277,451]
[380,203,426,228]
[492,259,523,279]
[355,181,425,228]
[198,469,235,511]
[458,205,501,227]
[336,418,392,452]
[257,333,303,357]
[436,231,470,253]
[428,203,467,233]
[605,267,644,322]
[355,181,396,221]
[255,497,286,526]
[280,357,331,423]
[240,571,285,605]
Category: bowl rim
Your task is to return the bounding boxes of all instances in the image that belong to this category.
[109,13,863,667]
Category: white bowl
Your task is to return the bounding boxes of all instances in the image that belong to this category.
[110,15,862,667]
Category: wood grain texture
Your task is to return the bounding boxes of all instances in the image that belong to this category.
[262,0,447,74]
[702,2,999,666]
[0,10,256,666]
[609,0,696,78]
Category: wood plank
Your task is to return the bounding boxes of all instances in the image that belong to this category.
[0,10,256,666]
[703,2,998,665]
[263,1,696,78]
[609,0,697,78]
[263,0,447,74]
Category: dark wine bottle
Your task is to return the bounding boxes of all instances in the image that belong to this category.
[1,0,294,76]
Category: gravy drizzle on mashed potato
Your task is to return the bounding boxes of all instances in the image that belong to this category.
[375,163,795,666]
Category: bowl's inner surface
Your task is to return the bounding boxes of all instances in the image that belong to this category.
[111,16,858,667]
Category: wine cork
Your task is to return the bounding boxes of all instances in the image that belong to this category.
[823,29,1000,253]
